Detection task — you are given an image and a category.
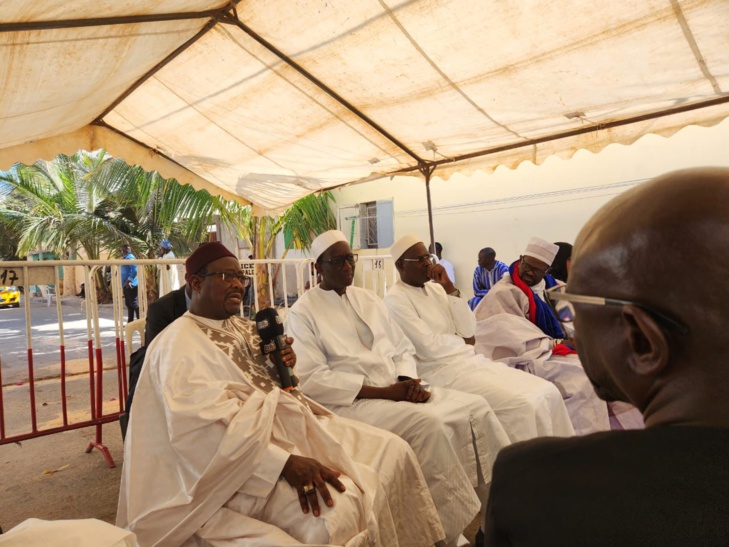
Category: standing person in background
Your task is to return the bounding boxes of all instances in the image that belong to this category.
[430,242,456,283]
[468,248,509,310]
[158,239,180,297]
[120,244,139,324]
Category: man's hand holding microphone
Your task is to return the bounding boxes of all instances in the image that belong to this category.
[255,307,298,391]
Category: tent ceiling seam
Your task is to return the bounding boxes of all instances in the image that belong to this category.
[669,0,722,94]
[449,6,680,95]
[389,94,729,174]
[220,14,424,164]
[377,0,527,144]
[102,110,184,159]
[94,20,219,123]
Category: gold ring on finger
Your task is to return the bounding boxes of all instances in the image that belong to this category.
[302,484,314,494]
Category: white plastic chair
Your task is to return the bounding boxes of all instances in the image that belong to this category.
[45,286,57,307]
[121,317,146,441]
[125,318,146,357]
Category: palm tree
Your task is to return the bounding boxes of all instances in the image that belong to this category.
[0,150,124,260]
[0,150,132,299]
[0,150,244,301]
[0,194,23,261]
[90,158,244,258]
[1,149,336,306]
[90,158,247,299]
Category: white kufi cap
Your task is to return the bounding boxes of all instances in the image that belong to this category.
[390,234,423,261]
[311,230,348,261]
[524,237,560,266]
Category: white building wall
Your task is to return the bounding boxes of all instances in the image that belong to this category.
[331,118,729,299]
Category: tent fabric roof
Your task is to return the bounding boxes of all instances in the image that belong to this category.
[1,0,728,213]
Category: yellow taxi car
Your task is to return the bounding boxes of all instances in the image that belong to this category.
[0,286,21,308]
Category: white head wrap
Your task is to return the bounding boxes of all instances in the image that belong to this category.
[390,234,423,261]
[311,230,348,261]
[524,237,559,266]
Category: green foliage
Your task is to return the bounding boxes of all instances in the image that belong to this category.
[0,204,22,260]
[0,150,122,259]
[238,192,336,260]
[0,150,243,261]
[282,192,337,252]
[0,150,336,307]
[88,157,243,258]
[235,191,336,308]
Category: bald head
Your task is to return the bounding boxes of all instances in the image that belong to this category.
[573,167,729,327]
[569,167,729,427]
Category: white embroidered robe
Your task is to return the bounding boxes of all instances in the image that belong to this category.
[117,312,443,547]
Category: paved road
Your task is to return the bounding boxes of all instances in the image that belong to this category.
[0,297,119,385]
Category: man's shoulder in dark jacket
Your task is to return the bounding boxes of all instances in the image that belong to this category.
[486,427,729,547]
[145,285,188,344]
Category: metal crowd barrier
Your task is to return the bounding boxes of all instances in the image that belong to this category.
[0,254,396,467]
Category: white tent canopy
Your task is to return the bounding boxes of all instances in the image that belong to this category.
[1,0,728,214]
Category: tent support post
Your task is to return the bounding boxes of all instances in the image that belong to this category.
[418,163,438,254]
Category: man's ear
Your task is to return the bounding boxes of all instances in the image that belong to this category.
[188,274,203,292]
[621,306,670,377]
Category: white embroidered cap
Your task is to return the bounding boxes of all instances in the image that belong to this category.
[524,236,560,266]
[390,234,423,261]
[311,230,348,261]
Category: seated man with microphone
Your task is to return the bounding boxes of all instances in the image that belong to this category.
[117,242,444,547]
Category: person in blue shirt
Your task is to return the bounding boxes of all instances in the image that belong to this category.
[468,247,509,310]
[120,244,139,323]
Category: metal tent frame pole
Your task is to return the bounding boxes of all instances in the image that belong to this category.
[418,163,438,254]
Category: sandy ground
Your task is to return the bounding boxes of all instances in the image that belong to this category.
[1,369,123,532]
[0,423,123,531]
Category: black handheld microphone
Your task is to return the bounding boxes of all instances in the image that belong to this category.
[255,308,297,391]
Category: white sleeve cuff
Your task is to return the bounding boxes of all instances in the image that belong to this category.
[394,358,419,380]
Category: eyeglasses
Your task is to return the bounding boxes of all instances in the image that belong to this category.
[319,253,358,267]
[545,285,689,335]
[520,258,551,276]
[198,271,248,284]
[401,254,434,264]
